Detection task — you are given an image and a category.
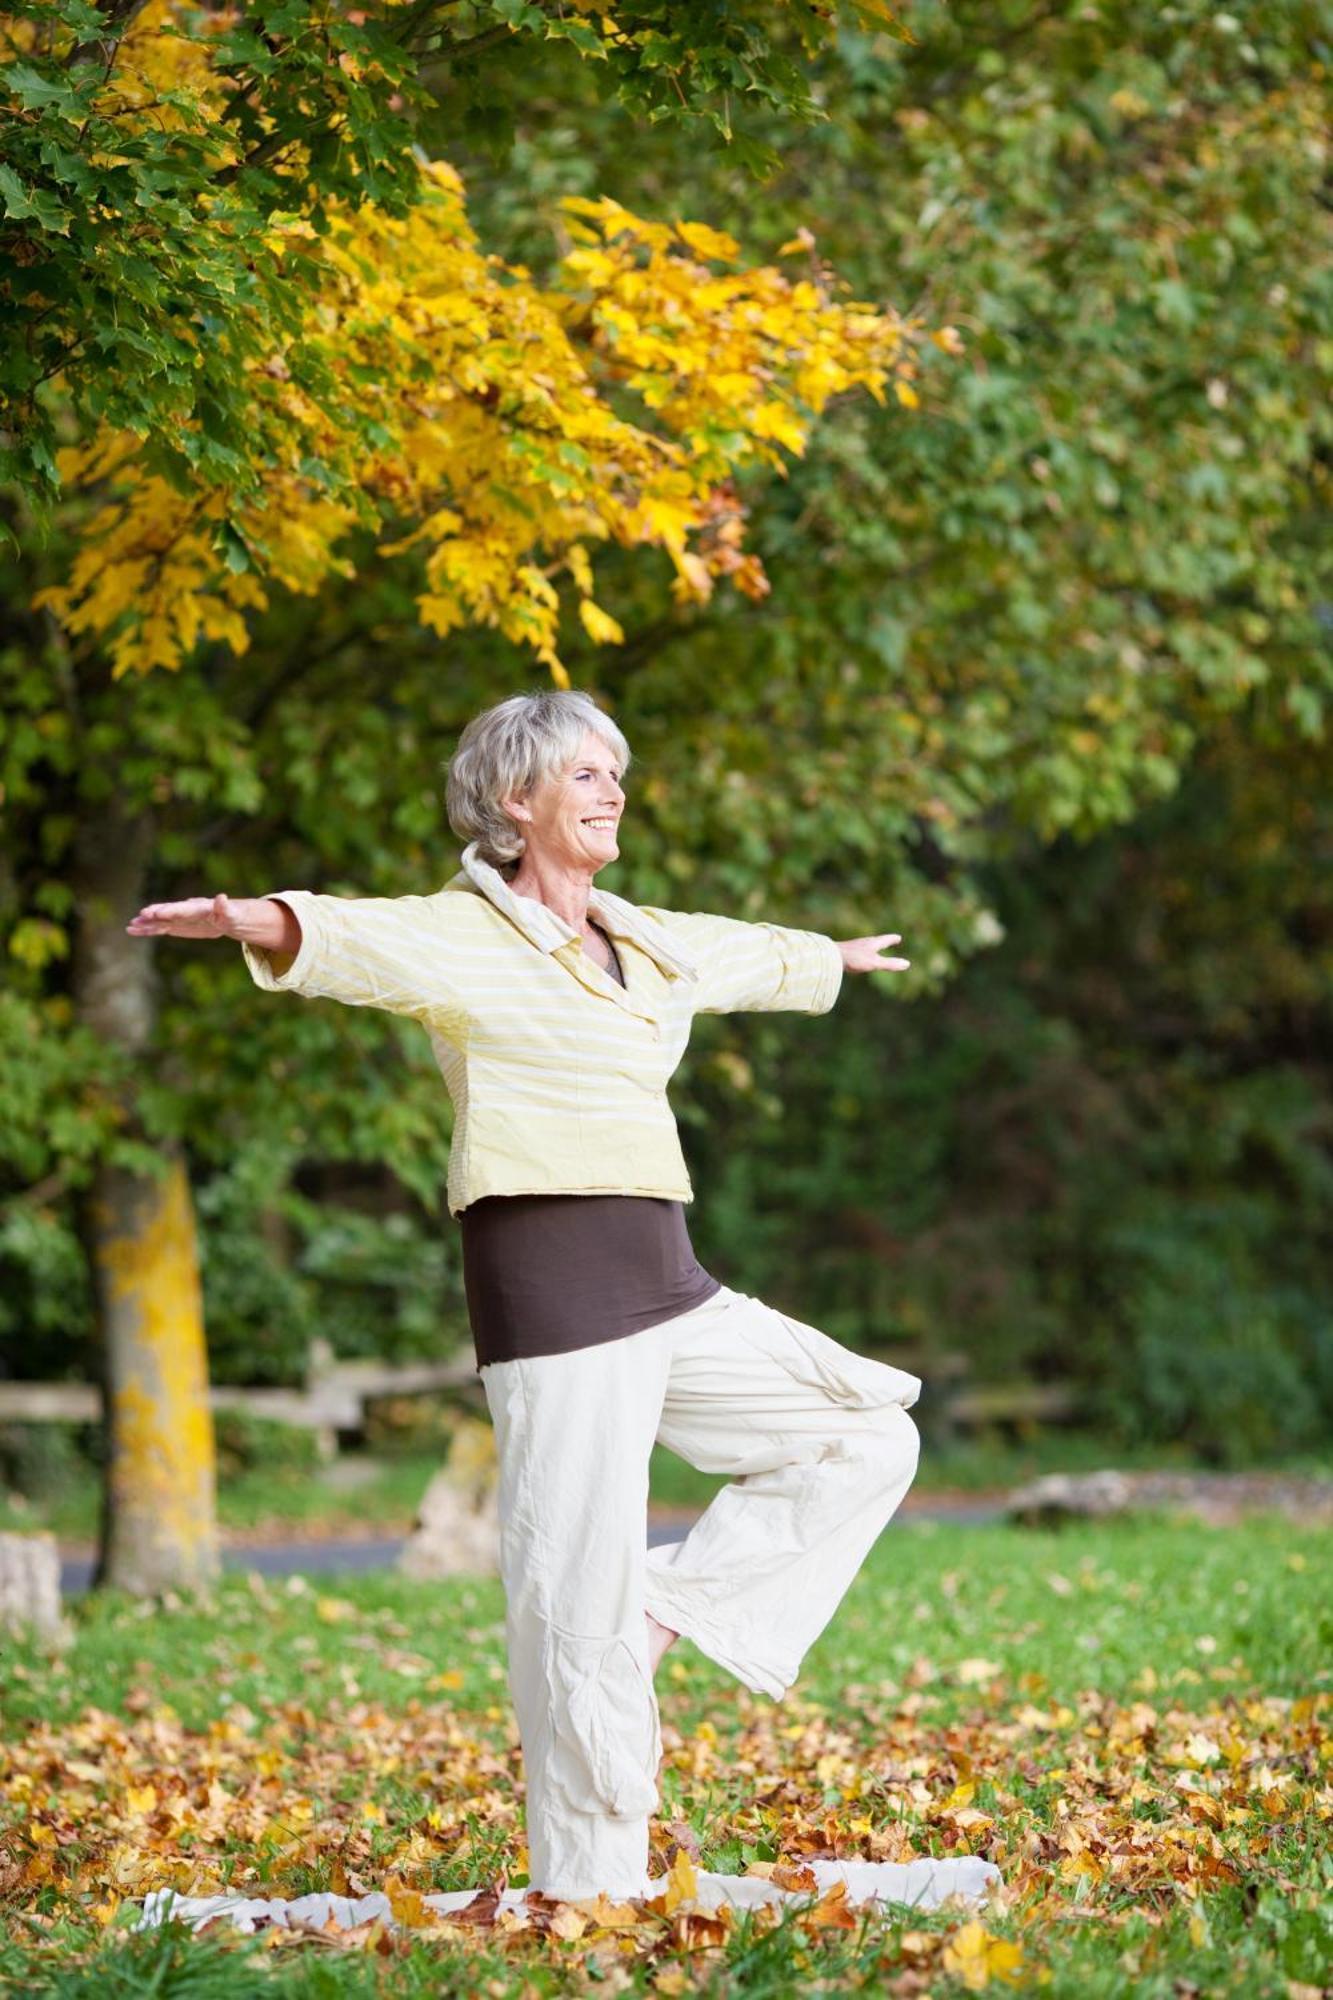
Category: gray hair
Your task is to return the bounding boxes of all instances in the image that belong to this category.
[445,689,632,871]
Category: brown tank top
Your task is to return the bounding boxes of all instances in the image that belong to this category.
[460,1192,722,1367]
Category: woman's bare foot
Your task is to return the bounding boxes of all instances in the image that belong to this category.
[646,1609,678,1675]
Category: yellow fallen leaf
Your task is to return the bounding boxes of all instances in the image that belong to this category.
[549,1902,589,1940]
[384,1876,432,1928]
[955,1659,1003,1686]
[799,1881,859,1932]
[583,1893,645,1929]
[941,1780,977,1809]
[659,1845,699,1913]
[942,1920,1028,1990]
[1168,1733,1222,1769]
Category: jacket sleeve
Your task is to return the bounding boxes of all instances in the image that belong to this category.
[240,889,463,1029]
[644,907,844,1016]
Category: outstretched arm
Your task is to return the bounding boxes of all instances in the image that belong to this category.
[127,887,463,1027]
[646,908,909,1015]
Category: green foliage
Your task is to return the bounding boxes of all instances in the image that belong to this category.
[0,1417,94,1501]
[0,1187,93,1354]
[683,725,1333,1465]
[548,0,1331,943]
[210,1409,322,1479]
[0,0,861,521]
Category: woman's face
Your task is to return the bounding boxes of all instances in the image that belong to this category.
[508,727,626,874]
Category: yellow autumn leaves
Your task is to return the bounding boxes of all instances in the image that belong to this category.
[31,11,941,681]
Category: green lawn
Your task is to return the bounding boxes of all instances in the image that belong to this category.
[2,1511,1330,1995]
[4,1428,1328,1546]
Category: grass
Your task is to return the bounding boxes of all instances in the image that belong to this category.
[4,1427,1328,1547]
[2,1509,1330,1995]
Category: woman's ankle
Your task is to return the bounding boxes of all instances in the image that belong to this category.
[645,1608,678,1673]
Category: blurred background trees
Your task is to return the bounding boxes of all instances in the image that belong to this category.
[2,0,1329,1574]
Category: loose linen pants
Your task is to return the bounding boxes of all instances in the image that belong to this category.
[479,1283,924,1902]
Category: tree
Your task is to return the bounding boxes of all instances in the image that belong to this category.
[1,0,926,1591]
[1,0,905,535]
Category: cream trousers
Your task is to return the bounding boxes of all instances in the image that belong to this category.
[479,1283,924,1902]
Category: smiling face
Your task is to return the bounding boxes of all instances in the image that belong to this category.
[504,727,626,875]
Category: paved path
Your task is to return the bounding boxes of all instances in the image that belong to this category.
[59,1527,685,1596]
[58,1498,1002,1597]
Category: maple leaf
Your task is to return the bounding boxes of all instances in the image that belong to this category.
[797,1880,860,1933]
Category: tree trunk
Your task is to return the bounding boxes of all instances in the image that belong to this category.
[71,805,220,1595]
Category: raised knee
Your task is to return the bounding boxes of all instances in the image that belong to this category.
[868,1403,920,1485]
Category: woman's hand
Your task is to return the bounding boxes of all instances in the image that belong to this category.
[837,934,910,975]
[125,895,300,955]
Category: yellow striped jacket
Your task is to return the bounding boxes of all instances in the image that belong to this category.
[242,841,843,1215]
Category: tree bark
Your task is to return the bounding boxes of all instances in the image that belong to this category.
[71,805,220,1595]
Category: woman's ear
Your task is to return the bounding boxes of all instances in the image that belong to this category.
[501,793,533,824]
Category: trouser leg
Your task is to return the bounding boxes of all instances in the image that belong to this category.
[642,1286,922,1701]
[480,1333,669,1901]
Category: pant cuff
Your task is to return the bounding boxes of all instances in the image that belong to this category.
[642,1581,795,1702]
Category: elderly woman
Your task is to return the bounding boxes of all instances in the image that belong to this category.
[127,688,927,1904]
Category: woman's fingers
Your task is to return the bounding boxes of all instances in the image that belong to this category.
[838,933,910,973]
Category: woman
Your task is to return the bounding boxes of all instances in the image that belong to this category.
[127,688,929,1904]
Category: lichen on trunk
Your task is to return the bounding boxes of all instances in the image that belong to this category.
[88,1152,220,1594]
[72,805,219,1595]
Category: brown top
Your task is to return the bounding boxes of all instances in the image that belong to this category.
[460,1192,722,1367]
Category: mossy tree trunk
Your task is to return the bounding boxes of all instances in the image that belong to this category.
[71,806,220,1595]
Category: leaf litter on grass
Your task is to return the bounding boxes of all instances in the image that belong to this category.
[3,1647,1330,1991]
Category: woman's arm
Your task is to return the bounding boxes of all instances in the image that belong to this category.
[127,887,463,1027]
[644,908,909,1015]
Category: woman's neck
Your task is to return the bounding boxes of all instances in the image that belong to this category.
[506,853,599,935]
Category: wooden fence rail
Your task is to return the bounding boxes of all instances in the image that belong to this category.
[0,1345,1076,1440]
[0,1357,477,1436]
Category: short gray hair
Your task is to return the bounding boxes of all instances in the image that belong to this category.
[445,689,633,870]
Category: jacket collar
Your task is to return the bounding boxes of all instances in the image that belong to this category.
[449,842,699,984]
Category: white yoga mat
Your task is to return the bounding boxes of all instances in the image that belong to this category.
[133,1855,1002,1935]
